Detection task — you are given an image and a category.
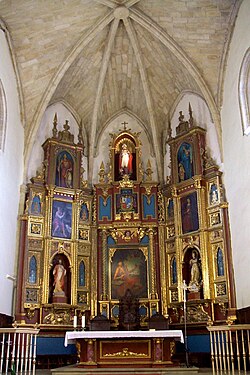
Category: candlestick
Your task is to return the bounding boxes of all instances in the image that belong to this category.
[82,315,85,329]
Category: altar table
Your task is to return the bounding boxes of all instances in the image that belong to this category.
[64,330,184,368]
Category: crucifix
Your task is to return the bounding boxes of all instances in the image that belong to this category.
[121,121,128,130]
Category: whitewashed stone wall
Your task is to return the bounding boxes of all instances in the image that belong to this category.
[221,0,250,309]
[0,31,24,316]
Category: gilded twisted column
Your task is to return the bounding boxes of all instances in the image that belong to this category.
[149,228,156,298]
[102,229,108,300]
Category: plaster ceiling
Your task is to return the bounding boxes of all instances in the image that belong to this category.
[0,0,240,169]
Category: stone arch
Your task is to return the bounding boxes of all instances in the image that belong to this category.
[239,47,250,135]
[0,79,7,152]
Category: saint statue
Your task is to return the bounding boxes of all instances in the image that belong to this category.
[189,250,201,292]
[53,259,66,296]
[119,143,133,175]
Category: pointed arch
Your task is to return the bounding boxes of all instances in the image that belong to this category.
[239,48,250,135]
[0,79,7,152]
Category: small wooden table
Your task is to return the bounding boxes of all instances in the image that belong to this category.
[64,330,184,368]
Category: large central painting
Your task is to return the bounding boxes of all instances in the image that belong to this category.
[110,248,148,300]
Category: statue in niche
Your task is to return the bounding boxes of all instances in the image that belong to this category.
[119,143,133,176]
[189,250,201,292]
[53,259,66,296]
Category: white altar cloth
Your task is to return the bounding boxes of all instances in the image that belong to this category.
[64,329,184,347]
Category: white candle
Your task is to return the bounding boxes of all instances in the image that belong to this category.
[82,316,85,329]
[73,315,77,328]
[183,280,186,302]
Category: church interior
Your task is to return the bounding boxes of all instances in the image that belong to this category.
[0,0,250,372]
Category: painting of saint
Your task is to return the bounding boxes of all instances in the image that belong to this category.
[217,248,224,276]
[80,203,89,222]
[111,249,147,300]
[181,192,199,234]
[209,183,219,205]
[177,142,194,182]
[171,256,177,285]
[55,151,74,188]
[167,198,174,219]
[51,200,72,239]
[31,194,41,215]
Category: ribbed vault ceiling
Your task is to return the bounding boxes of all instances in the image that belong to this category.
[0,0,240,178]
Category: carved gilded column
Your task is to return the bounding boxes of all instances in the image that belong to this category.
[102,229,108,300]
[91,225,98,317]
[42,187,54,304]
[149,228,156,298]
[158,224,168,315]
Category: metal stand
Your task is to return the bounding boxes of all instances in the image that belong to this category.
[180,280,189,367]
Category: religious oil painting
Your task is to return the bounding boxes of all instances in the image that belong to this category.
[111,248,148,300]
[51,200,72,239]
[30,194,42,215]
[209,183,219,205]
[79,202,89,222]
[167,198,174,219]
[55,150,74,188]
[177,142,194,182]
[181,192,199,234]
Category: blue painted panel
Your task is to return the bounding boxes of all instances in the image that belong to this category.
[143,194,156,218]
[187,334,210,353]
[99,196,111,220]
[37,337,77,355]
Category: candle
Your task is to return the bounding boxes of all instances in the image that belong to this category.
[82,316,85,329]
[73,315,77,328]
[183,280,186,302]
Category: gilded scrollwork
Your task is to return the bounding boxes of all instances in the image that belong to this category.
[157,191,165,223]
[185,304,210,323]
[104,347,147,358]
[43,309,71,325]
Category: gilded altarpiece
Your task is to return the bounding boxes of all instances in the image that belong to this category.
[163,108,236,327]
[16,110,235,333]
[16,117,95,328]
[95,127,161,328]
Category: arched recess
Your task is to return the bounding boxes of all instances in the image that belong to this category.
[182,246,203,299]
[0,79,7,152]
[239,47,250,135]
[93,109,158,184]
[49,253,71,305]
[95,108,154,157]
[165,92,222,181]
[26,102,86,183]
